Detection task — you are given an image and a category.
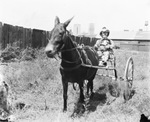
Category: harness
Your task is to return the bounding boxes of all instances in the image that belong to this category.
[58,46,93,71]
[54,32,97,71]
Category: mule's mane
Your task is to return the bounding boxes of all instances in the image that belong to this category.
[62,31,78,50]
[60,31,83,71]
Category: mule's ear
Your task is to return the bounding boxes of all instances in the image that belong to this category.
[64,17,74,28]
[55,16,60,26]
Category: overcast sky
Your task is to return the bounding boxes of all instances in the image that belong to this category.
[0,0,150,34]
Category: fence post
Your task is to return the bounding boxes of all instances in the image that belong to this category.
[22,28,26,49]
[9,25,14,46]
[32,29,44,48]
[2,24,10,49]
[18,26,24,48]
[11,25,17,47]
[42,31,46,47]
[15,26,21,47]
[0,22,2,50]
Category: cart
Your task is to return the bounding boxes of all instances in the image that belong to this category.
[123,57,134,88]
[82,51,118,80]
[82,56,134,90]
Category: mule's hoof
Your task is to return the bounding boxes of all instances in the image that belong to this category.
[86,93,90,98]
[79,99,85,104]
[63,108,67,112]
[78,97,85,103]
[73,103,86,116]
[90,92,94,99]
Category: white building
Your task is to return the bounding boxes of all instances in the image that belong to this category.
[89,23,95,35]
[73,24,81,36]
[88,23,96,37]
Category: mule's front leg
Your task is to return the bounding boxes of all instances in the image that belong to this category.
[87,74,95,97]
[87,81,93,96]
[79,81,85,103]
[62,79,68,112]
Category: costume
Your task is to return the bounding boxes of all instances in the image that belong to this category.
[94,27,114,66]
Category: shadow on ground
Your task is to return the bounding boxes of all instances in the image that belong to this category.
[71,83,136,118]
[71,85,107,117]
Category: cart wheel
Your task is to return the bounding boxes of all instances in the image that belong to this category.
[124,57,134,88]
[113,57,117,80]
[113,56,116,68]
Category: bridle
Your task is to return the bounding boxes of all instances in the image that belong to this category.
[58,43,83,64]
[56,32,83,64]
[55,33,85,70]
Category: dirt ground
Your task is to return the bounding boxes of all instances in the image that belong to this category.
[0,49,150,122]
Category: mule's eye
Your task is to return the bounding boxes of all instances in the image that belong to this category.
[59,32,63,36]
[54,40,62,45]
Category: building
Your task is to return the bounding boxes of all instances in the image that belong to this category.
[108,30,150,51]
[144,21,149,31]
[73,24,81,36]
[88,23,96,37]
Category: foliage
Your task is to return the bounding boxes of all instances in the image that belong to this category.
[0,45,40,62]
[0,44,21,62]
[0,49,150,122]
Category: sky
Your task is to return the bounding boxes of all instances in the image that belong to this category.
[0,0,150,34]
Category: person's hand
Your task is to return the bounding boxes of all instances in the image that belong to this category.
[100,44,105,46]
[105,45,110,49]
[100,46,106,50]
[94,46,98,51]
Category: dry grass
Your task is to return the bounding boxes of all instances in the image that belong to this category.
[0,48,150,122]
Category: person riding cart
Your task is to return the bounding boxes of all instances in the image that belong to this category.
[94,27,114,66]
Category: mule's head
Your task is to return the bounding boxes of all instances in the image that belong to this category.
[45,16,73,58]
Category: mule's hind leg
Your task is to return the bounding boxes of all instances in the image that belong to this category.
[87,73,96,97]
[87,81,93,97]
[79,81,85,103]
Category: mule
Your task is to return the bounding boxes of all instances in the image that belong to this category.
[45,16,99,112]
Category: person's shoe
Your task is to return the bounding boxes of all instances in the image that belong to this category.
[99,61,103,66]
[103,62,107,66]
[99,61,107,67]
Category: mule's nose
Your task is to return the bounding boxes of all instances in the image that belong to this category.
[45,50,54,58]
[46,50,52,55]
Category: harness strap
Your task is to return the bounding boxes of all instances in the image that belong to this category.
[60,64,81,71]
[60,47,93,71]
[82,49,92,65]
[60,46,83,71]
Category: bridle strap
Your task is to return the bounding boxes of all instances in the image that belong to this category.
[58,32,85,71]
[59,49,83,71]
[58,33,84,64]
[60,47,77,52]
[60,63,81,71]
[58,46,84,64]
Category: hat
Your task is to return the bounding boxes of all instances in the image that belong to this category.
[100,27,110,37]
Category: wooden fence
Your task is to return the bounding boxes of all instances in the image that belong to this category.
[0,22,52,49]
[0,22,97,50]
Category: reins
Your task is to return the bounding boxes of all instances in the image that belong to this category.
[58,34,86,71]
[57,33,97,71]
[58,46,84,64]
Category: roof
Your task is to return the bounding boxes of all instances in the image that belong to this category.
[134,31,150,40]
[98,31,150,40]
